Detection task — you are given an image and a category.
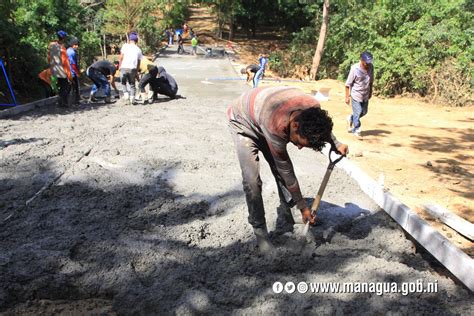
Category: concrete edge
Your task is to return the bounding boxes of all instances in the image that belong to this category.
[0,96,58,119]
[335,153,474,291]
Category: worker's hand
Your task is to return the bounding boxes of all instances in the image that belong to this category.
[301,207,316,225]
[345,96,350,105]
[336,143,349,156]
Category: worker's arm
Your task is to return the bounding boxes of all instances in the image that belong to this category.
[345,65,355,105]
[135,53,142,80]
[118,53,123,69]
[330,132,349,156]
[263,131,311,219]
[109,75,119,93]
[369,65,374,99]
[246,69,251,82]
[345,86,351,105]
[135,61,141,81]
[71,64,80,76]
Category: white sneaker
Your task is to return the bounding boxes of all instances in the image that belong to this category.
[346,115,353,133]
[354,128,362,137]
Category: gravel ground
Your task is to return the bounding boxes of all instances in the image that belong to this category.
[0,49,472,314]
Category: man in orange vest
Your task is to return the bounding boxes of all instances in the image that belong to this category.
[48,30,72,107]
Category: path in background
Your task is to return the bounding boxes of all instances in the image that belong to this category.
[0,47,471,314]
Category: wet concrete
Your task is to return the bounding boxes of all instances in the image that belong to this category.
[0,46,472,314]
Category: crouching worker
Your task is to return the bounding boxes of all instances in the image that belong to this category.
[240,64,260,85]
[139,66,178,103]
[227,86,349,254]
[38,68,56,98]
[86,60,119,103]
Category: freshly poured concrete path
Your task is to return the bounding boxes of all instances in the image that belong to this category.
[0,47,471,314]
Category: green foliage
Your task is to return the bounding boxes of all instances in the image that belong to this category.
[104,0,189,53]
[156,0,190,31]
[269,0,473,105]
[0,0,87,100]
[80,31,102,67]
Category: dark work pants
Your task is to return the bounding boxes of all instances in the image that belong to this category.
[139,66,178,99]
[70,76,80,103]
[120,68,137,97]
[57,78,70,106]
[229,120,295,229]
[150,80,177,99]
[38,79,53,98]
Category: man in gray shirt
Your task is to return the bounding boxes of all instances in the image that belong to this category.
[345,51,374,137]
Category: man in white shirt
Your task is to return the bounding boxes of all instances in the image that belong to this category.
[119,32,143,104]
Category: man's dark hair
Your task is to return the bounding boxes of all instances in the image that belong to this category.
[294,107,333,152]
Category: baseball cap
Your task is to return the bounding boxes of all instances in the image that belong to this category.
[129,32,138,41]
[361,51,373,64]
[57,30,68,38]
[69,37,79,46]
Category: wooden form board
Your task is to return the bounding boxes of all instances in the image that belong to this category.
[423,204,474,241]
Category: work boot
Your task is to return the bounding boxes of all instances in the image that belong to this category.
[88,93,98,103]
[346,115,353,133]
[253,226,275,255]
[104,96,116,104]
[131,96,137,105]
[354,128,362,138]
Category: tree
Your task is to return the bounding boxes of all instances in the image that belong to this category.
[309,0,329,80]
[195,0,240,39]
[103,0,143,37]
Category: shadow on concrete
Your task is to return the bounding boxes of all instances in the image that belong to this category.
[0,157,471,314]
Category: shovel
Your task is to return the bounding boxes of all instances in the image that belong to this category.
[302,148,345,236]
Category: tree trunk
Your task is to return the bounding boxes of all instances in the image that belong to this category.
[103,34,107,59]
[310,0,329,80]
[228,17,234,41]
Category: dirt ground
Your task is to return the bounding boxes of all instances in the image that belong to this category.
[246,78,474,256]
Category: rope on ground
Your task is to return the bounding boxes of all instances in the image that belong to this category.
[2,148,92,223]
[23,147,93,207]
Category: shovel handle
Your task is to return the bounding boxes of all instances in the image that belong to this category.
[310,149,345,216]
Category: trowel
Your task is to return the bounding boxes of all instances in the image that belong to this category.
[302,148,345,236]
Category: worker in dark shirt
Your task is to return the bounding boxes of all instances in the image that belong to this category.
[86,60,119,103]
[139,66,178,103]
[241,64,260,84]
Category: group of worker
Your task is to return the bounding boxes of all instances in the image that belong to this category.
[44,28,374,256]
[41,30,179,107]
